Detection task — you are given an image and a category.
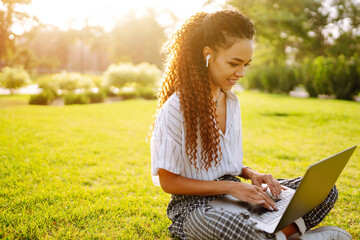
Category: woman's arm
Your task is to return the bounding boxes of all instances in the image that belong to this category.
[158,168,278,211]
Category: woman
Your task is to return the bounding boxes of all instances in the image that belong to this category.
[151,10,351,240]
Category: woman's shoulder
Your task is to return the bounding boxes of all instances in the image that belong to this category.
[162,92,181,114]
[156,93,182,123]
[167,92,181,104]
[154,93,183,135]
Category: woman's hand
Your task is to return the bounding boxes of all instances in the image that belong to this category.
[158,168,280,211]
[228,182,278,211]
[158,168,277,210]
[242,167,286,199]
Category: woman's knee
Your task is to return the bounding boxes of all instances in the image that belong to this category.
[327,184,338,204]
[183,206,268,240]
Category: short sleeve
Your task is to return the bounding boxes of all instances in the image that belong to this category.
[151,94,183,186]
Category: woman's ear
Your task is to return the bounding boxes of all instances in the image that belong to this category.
[203,46,214,67]
[203,46,212,61]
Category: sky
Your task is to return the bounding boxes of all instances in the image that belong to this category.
[14,0,358,40]
[16,0,227,33]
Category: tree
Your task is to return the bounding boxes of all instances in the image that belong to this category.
[26,26,76,71]
[87,26,110,72]
[37,56,60,73]
[325,0,360,57]
[227,0,360,61]
[110,10,165,67]
[228,0,326,60]
[8,46,38,73]
[25,25,111,72]
[69,25,110,72]
[0,0,33,68]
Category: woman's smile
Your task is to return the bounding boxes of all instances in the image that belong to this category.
[227,78,239,86]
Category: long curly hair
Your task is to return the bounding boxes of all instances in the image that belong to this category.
[156,10,255,171]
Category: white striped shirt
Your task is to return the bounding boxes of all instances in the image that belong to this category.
[151,90,244,186]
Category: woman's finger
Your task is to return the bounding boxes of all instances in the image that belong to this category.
[273,179,282,198]
[261,198,277,211]
[247,197,265,206]
[234,184,278,211]
[252,195,277,211]
[264,178,277,198]
[267,178,282,198]
[255,189,278,211]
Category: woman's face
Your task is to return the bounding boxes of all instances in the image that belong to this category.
[207,38,254,92]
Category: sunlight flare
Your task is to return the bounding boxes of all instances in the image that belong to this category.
[18,0,226,30]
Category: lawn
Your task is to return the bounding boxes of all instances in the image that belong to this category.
[0,91,359,239]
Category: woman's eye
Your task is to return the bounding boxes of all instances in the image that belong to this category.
[229,62,238,67]
[245,64,250,67]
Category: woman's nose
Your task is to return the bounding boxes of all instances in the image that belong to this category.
[235,67,245,77]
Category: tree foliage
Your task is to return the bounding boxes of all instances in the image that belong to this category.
[244,55,360,100]
[229,0,360,101]
[228,0,360,61]
[109,11,165,67]
[21,11,165,72]
[8,46,38,73]
[0,0,33,67]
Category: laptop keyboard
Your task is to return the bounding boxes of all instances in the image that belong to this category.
[247,190,294,224]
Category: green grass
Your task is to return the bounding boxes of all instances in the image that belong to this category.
[0,94,29,108]
[0,91,359,239]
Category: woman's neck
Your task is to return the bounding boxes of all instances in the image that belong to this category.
[210,83,222,99]
[212,88,222,99]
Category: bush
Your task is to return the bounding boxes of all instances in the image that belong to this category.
[86,90,106,103]
[103,62,161,89]
[300,58,317,97]
[245,55,360,100]
[89,75,103,88]
[330,55,360,100]
[29,89,56,105]
[53,72,94,92]
[278,64,301,93]
[104,87,119,97]
[0,67,31,94]
[137,87,157,100]
[259,63,279,93]
[300,55,360,100]
[118,88,139,100]
[63,93,90,105]
[312,56,335,96]
[135,62,162,88]
[103,63,137,88]
[244,62,299,93]
[37,75,59,97]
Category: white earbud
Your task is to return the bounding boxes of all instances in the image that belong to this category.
[206,55,210,67]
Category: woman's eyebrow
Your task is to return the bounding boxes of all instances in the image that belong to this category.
[230,57,252,63]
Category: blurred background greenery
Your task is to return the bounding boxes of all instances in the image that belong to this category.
[1,0,360,238]
[231,0,360,100]
[0,0,359,103]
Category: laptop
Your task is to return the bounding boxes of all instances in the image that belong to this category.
[208,145,357,234]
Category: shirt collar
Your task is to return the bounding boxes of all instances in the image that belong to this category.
[223,90,238,102]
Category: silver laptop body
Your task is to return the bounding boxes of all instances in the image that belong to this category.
[208,145,357,234]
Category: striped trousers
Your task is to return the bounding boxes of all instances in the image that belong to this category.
[181,177,338,240]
